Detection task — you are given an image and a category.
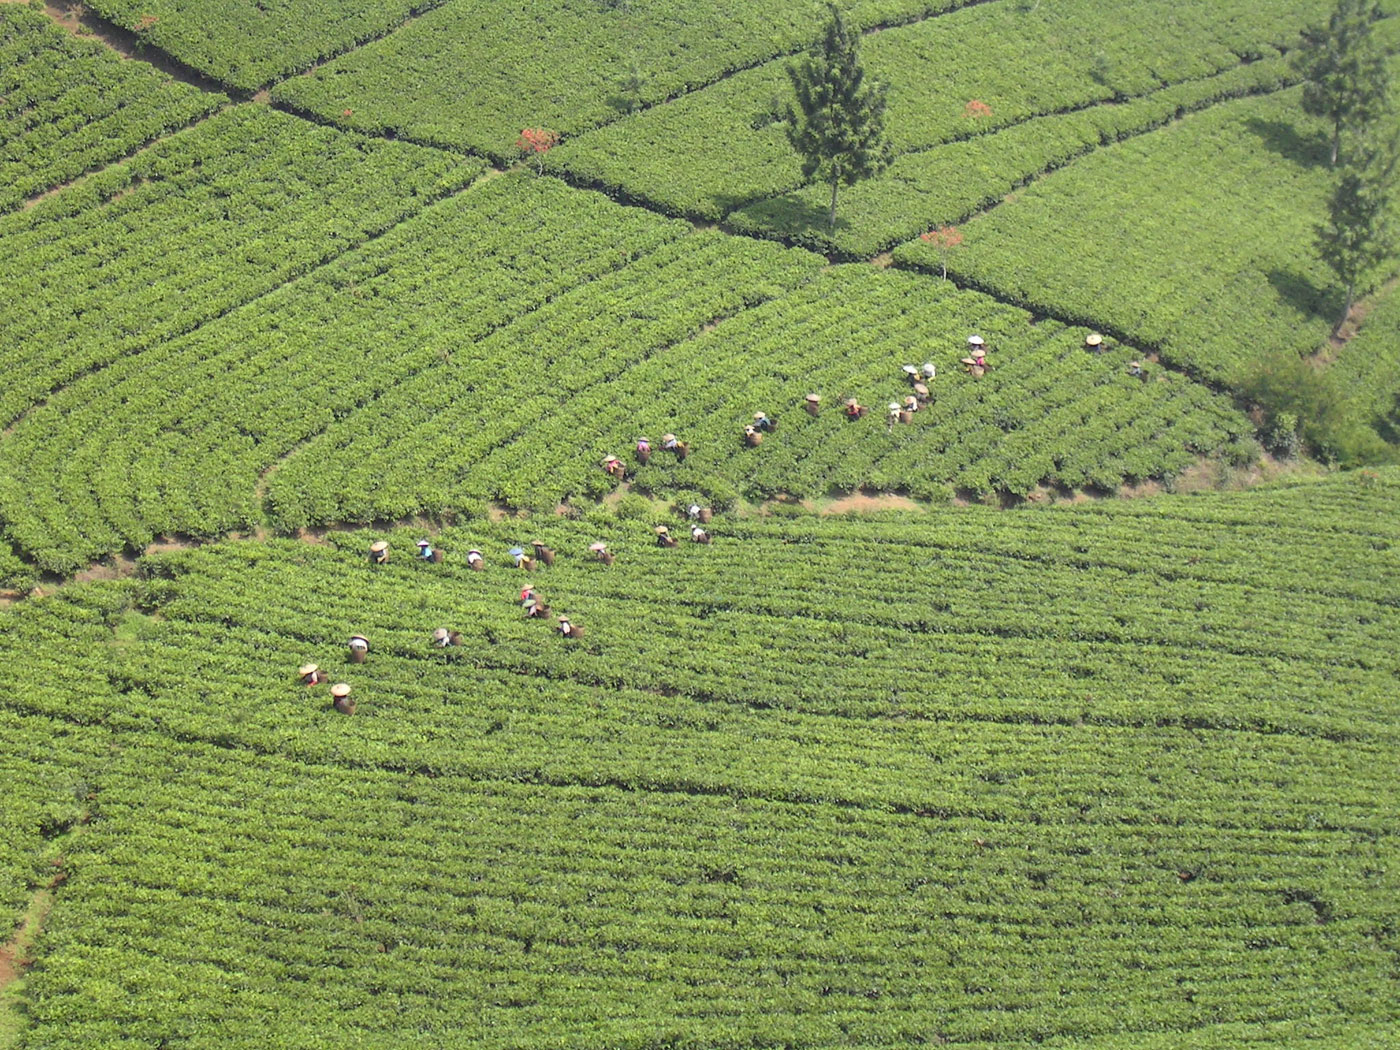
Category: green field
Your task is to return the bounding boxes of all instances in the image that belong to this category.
[2,0,1399,1045]
[3,472,1398,1046]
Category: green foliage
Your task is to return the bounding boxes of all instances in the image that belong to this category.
[1292,0,1391,164]
[784,4,892,227]
[0,6,225,211]
[895,90,1348,386]
[1317,123,1399,326]
[1,474,1398,1044]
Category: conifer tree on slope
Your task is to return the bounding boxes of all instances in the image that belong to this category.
[785,5,892,229]
[1292,0,1390,166]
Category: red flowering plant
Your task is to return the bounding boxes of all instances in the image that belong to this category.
[517,128,560,174]
[920,225,963,280]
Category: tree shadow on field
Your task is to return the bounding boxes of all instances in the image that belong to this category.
[1242,118,1330,168]
[1266,268,1335,320]
[724,192,851,248]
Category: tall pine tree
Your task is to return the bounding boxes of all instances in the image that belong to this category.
[785,5,892,229]
[1291,0,1389,166]
[1317,125,1397,334]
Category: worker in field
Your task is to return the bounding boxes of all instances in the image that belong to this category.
[636,437,651,464]
[557,616,583,639]
[1128,360,1144,378]
[369,540,389,565]
[509,547,536,571]
[531,539,555,566]
[888,402,905,426]
[662,433,690,460]
[417,539,441,562]
[753,411,777,433]
[466,548,485,571]
[656,525,678,548]
[687,504,713,523]
[903,394,920,415]
[844,398,867,420]
[348,635,369,664]
[525,597,551,619]
[603,455,625,479]
[967,335,986,354]
[433,628,462,648]
[330,683,355,715]
[690,524,710,544]
[902,364,920,382]
[589,541,614,566]
[804,393,822,416]
[744,425,763,447]
[922,362,936,380]
[912,382,930,407]
[298,663,323,686]
[1085,332,1104,354]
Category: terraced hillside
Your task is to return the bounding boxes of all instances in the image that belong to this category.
[2,471,1398,1047]
[2,0,1399,1046]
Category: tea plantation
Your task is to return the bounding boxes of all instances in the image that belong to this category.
[0,0,1397,1046]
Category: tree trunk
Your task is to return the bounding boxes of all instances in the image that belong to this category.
[1331,121,1340,167]
[828,177,839,229]
[1335,280,1355,337]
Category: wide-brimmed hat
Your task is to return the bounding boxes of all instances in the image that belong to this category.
[1085,332,1103,346]
[330,683,351,698]
[589,542,607,552]
[902,364,919,376]
[805,393,821,403]
[654,525,669,534]
[913,382,930,397]
[508,547,524,558]
[369,541,388,553]
[349,635,369,647]
[298,663,318,676]
[432,628,450,642]
[531,539,546,547]
[1129,360,1142,369]
[417,539,431,547]
[971,346,986,358]
[968,335,985,346]
[662,433,676,443]
[922,362,936,376]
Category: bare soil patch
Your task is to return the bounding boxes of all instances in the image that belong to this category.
[821,492,921,514]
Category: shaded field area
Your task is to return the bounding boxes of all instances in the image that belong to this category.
[2,470,1398,1046]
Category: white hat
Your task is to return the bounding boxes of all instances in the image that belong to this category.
[662,433,676,444]
[330,683,351,698]
[753,412,768,420]
[922,362,936,376]
[1085,332,1103,346]
[369,541,388,553]
[589,542,606,552]
[432,628,449,642]
[902,364,919,375]
[349,635,369,648]
[417,539,431,547]
[805,393,821,403]
[298,663,318,676]
[655,525,669,534]
[968,335,984,346]
[889,402,901,411]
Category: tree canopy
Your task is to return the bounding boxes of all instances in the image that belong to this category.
[785,4,892,229]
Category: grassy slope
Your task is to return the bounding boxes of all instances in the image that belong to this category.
[0,470,1397,1046]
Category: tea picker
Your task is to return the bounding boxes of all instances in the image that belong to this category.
[804,393,822,416]
[602,455,626,479]
[466,548,485,571]
[752,412,777,433]
[744,425,763,447]
[368,540,389,565]
[662,434,690,461]
[635,437,652,464]
[432,628,462,648]
[531,539,555,567]
[1085,332,1104,354]
[690,524,711,544]
[298,663,323,686]
[844,398,867,420]
[509,547,536,571]
[417,539,442,562]
[589,541,614,566]
[348,635,369,664]
[656,525,679,548]
[330,683,355,716]
[687,504,713,524]
[558,616,584,639]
